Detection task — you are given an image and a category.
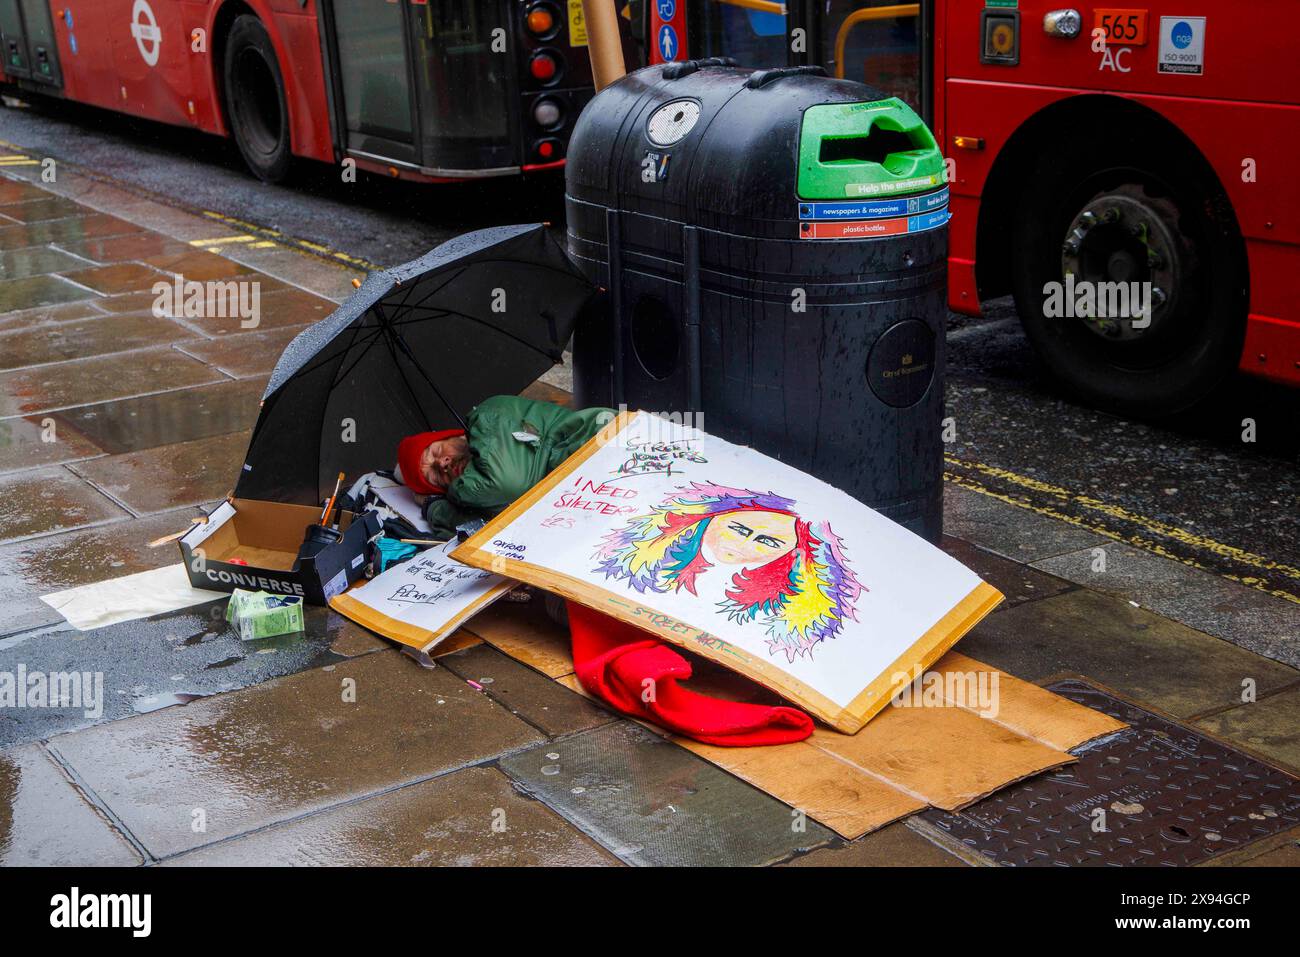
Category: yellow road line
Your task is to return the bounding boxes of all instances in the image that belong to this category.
[188,235,255,247]
[944,462,1300,605]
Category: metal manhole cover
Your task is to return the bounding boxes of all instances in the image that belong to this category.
[923,679,1300,866]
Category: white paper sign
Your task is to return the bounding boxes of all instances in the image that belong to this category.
[329,541,512,652]
[455,412,1001,732]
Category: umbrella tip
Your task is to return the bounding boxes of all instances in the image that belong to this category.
[351,278,362,289]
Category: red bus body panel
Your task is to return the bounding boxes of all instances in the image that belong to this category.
[37,0,334,162]
[936,0,1300,385]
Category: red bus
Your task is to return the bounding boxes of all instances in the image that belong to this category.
[653,1,1300,414]
[0,0,596,183]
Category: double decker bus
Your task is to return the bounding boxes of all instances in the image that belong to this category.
[651,1,1299,414]
[0,0,596,183]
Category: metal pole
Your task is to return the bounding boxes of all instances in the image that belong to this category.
[581,0,626,90]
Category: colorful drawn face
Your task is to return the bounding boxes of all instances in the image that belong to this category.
[703,510,798,565]
[593,482,864,662]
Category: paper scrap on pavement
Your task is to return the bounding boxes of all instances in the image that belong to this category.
[329,541,513,652]
[41,563,225,631]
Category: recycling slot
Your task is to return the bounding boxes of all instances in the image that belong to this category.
[566,60,950,540]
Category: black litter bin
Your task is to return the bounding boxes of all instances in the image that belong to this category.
[566,60,949,541]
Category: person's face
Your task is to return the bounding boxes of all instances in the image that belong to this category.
[702,510,797,565]
[419,435,470,489]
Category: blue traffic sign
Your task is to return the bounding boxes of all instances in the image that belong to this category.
[658,24,679,61]
[657,0,676,21]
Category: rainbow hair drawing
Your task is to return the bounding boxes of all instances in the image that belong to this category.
[592,482,863,662]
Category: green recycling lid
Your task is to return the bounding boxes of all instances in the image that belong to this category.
[797,99,946,200]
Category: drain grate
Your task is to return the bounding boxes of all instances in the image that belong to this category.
[923,679,1300,866]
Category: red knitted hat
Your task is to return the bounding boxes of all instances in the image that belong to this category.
[396,429,465,495]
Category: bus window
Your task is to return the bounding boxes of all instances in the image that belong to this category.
[333,0,415,156]
[822,2,922,111]
[696,0,788,68]
[412,0,514,172]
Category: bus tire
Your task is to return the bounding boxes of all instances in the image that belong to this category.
[1009,123,1246,417]
[223,15,292,184]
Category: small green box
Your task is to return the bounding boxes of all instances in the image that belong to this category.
[227,589,305,642]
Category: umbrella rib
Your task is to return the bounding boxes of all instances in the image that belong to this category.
[376,311,437,431]
[386,301,565,362]
[285,324,387,386]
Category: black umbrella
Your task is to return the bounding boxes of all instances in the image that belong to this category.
[235,223,595,505]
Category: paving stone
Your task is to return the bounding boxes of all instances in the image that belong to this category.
[940,535,1076,608]
[58,262,170,296]
[0,312,192,370]
[0,273,99,311]
[0,196,84,223]
[1196,686,1300,773]
[0,297,105,332]
[0,244,93,279]
[52,232,194,263]
[51,650,544,857]
[0,597,390,748]
[161,285,334,336]
[0,509,205,637]
[498,720,833,866]
[958,589,1300,718]
[0,347,225,416]
[174,325,310,378]
[48,376,264,455]
[69,430,250,514]
[0,744,140,865]
[440,643,615,737]
[0,212,145,251]
[782,821,970,867]
[163,767,620,866]
[1033,542,1300,668]
[0,179,48,205]
[145,249,261,280]
[943,483,1108,562]
[0,465,126,543]
[0,413,105,473]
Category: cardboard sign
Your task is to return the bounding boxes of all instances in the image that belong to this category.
[329,541,513,653]
[454,412,1003,733]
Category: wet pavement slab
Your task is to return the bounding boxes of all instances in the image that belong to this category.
[959,588,1300,718]
[1195,686,1300,772]
[0,297,105,332]
[1032,542,1300,668]
[0,464,126,542]
[940,535,1077,608]
[164,766,620,866]
[0,311,194,370]
[498,720,834,866]
[0,273,98,312]
[68,430,251,514]
[0,743,140,866]
[51,232,195,263]
[439,643,616,738]
[0,212,145,250]
[47,376,264,455]
[0,412,106,473]
[942,482,1109,563]
[164,285,334,337]
[49,650,543,858]
[58,262,170,296]
[782,821,970,867]
[174,326,308,379]
[0,598,388,748]
[0,346,226,417]
[0,245,94,279]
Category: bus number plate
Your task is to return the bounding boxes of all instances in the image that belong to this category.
[1095,9,1148,46]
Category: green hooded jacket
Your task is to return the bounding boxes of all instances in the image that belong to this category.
[423,394,613,539]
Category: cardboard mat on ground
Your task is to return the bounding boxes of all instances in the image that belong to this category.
[461,599,1127,839]
[454,411,1003,733]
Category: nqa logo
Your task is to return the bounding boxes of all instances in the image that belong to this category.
[49,888,151,937]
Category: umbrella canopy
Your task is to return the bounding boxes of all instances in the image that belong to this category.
[235,223,595,505]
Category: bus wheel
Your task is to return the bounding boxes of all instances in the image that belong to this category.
[1010,134,1246,417]
[223,15,292,183]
